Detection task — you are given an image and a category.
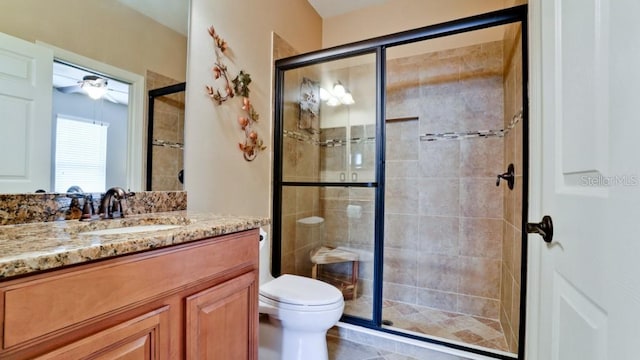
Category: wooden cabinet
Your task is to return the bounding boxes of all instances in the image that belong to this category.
[186,272,257,359]
[35,307,170,360]
[0,229,259,360]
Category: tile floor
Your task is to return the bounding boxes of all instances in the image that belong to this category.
[327,336,420,360]
[326,326,477,360]
[344,297,509,353]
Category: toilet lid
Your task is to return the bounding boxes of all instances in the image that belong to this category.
[259,274,343,306]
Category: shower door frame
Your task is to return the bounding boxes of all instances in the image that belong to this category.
[272,5,529,359]
[146,82,186,191]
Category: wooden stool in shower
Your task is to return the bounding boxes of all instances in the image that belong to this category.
[310,246,359,300]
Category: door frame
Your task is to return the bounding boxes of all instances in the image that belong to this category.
[523,0,544,359]
[37,41,145,192]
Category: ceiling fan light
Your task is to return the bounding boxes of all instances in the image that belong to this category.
[83,85,107,100]
[333,83,346,97]
[81,76,108,100]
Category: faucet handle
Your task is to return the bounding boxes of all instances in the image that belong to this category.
[112,190,132,218]
[81,194,97,221]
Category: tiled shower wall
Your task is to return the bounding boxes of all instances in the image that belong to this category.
[319,124,377,253]
[146,71,185,191]
[382,41,505,320]
[501,21,524,353]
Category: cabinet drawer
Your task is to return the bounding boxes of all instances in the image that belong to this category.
[35,306,170,360]
[2,230,258,349]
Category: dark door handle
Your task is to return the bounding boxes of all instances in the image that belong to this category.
[527,215,554,243]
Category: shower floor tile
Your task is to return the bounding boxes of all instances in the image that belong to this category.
[344,297,509,353]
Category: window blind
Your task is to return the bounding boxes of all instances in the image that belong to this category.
[54,116,109,193]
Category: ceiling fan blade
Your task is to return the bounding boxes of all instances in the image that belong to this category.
[56,84,81,94]
[103,92,120,104]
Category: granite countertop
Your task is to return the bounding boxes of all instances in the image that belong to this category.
[0,211,270,280]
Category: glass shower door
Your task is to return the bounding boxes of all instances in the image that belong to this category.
[276,52,378,322]
[381,24,524,355]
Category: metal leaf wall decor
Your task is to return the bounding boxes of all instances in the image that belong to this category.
[205,26,266,161]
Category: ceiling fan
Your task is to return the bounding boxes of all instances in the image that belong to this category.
[56,75,119,103]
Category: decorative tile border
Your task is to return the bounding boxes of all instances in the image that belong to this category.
[420,129,506,142]
[152,139,184,149]
[283,109,523,145]
[421,109,523,142]
[283,129,375,148]
[283,129,319,145]
[320,136,377,148]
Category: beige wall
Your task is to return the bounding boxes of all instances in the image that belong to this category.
[184,0,322,215]
[0,0,187,81]
[322,0,508,49]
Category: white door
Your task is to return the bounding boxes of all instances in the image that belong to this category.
[528,0,640,359]
[0,32,53,192]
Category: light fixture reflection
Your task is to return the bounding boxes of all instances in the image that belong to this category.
[319,87,330,101]
[341,92,355,105]
[81,76,108,100]
[326,97,340,107]
[319,81,355,106]
[333,82,346,97]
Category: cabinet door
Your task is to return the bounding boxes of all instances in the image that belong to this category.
[35,307,170,360]
[186,271,258,360]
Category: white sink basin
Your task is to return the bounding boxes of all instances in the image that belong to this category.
[80,224,183,236]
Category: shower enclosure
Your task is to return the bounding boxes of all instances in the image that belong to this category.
[146,81,186,191]
[273,6,527,359]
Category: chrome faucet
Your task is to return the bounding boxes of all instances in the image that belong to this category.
[99,187,131,219]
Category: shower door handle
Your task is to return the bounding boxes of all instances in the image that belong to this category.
[496,164,515,190]
[527,215,554,243]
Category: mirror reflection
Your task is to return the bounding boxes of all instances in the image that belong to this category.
[0,0,188,194]
[52,61,130,193]
[147,82,186,192]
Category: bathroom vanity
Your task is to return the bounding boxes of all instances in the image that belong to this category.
[0,211,268,359]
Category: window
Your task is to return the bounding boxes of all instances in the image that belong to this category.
[54,116,109,192]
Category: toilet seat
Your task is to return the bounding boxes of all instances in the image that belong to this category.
[259,274,343,311]
[259,294,344,312]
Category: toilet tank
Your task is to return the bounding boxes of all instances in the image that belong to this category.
[259,227,276,285]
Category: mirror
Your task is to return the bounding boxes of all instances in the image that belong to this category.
[0,0,189,194]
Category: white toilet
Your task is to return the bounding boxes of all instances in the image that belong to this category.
[258,227,344,360]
